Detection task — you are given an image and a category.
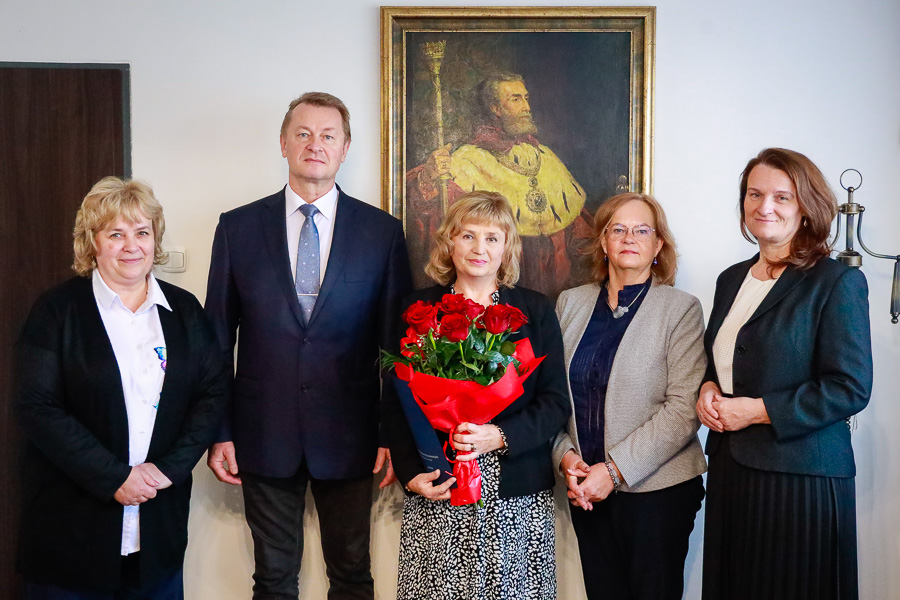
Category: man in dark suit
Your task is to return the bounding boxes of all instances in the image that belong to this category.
[205,92,412,599]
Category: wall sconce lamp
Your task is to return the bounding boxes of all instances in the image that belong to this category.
[832,169,899,323]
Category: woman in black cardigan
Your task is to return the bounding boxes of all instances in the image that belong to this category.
[16,177,226,599]
[385,191,570,600]
[697,148,873,599]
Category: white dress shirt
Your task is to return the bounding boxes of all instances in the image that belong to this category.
[92,270,171,555]
[712,270,777,395]
[285,183,339,283]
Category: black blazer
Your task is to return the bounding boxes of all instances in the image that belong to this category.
[15,276,226,591]
[205,186,412,480]
[385,285,571,498]
[703,256,872,477]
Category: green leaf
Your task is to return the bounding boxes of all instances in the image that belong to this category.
[499,341,517,356]
[440,344,456,361]
[472,336,485,353]
[484,350,504,363]
[474,373,492,386]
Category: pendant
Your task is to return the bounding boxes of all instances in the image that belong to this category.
[611,306,628,319]
[525,189,547,213]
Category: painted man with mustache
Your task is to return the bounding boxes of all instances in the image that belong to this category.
[407,73,590,298]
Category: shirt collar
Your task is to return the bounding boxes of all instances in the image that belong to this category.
[92,270,172,313]
[285,183,339,222]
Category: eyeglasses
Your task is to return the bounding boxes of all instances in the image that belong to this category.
[604,223,656,241]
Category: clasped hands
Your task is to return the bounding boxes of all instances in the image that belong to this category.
[114,463,172,506]
[696,381,770,433]
[560,450,618,510]
[406,422,503,501]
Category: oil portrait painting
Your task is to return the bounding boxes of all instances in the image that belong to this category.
[382,7,655,297]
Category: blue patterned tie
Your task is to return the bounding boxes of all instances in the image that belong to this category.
[295,203,320,325]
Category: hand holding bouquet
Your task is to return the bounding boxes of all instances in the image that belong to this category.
[384,294,544,505]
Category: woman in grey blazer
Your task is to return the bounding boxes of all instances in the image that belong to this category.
[553,192,707,600]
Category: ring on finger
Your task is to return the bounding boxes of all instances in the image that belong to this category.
[471,443,477,452]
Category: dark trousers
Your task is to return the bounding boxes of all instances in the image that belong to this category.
[22,554,183,600]
[241,464,375,600]
[569,475,704,600]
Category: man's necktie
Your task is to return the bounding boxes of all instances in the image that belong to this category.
[295,203,320,325]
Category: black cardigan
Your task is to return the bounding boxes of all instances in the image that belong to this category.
[15,276,227,590]
[385,284,571,498]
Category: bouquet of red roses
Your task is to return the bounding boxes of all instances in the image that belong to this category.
[384,294,545,506]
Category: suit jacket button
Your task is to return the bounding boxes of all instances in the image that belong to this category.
[302,338,311,345]
[301,385,310,392]
[736,345,746,354]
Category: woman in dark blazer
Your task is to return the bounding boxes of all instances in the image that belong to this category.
[697,148,872,600]
[16,177,226,599]
[385,191,570,600]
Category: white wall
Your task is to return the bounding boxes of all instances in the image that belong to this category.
[3,0,898,598]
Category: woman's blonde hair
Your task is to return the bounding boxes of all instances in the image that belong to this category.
[424,191,522,287]
[586,192,678,286]
[72,176,166,276]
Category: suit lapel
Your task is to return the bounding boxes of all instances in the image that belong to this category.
[706,257,754,342]
[262,188,307,328]
[307,189,356,326]
[76,278,130,454]
[745,265,807,326]
[559,284,600,371]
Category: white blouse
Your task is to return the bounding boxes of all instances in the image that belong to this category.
[92,270,170,555]
[712,270,777,395]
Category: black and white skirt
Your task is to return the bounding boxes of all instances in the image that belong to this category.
[396,452,556,600]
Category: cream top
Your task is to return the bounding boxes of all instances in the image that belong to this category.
[713,270,777,395]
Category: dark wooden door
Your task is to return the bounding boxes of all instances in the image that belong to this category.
[0,63,130,597]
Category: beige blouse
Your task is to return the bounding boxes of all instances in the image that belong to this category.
[712,270,777,394]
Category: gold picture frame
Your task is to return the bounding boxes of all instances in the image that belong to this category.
[382,6,655,297]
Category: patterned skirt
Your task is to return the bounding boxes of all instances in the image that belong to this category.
[396,452,556,600]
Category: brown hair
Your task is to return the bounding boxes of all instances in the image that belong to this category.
[425,191,522,287]
[739,148,836,270]
[72,177,166,276]
[478,73,525,118]
[586,192,678,286]
[280,92,351,141]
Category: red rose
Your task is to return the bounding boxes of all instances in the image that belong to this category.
[400,327,423,359]
[481,304,528,335]
[439,313,471,342]
[439,294,485,319]
[507,306,527,332]
[403,301,439,335]
[480,304,512,334]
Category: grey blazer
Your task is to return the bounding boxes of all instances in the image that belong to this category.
[551,281,708,493]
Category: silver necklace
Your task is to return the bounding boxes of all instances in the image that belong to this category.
[606,283,647,319]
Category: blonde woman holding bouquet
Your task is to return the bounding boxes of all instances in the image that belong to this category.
[385,191,570,600]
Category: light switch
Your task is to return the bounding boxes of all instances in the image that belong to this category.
[161,248,187,273]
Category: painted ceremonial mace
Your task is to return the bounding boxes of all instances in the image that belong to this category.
[831,169,900,323]
[422,40,450,215]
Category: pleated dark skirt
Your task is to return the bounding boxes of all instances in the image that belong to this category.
[702,435,858,600]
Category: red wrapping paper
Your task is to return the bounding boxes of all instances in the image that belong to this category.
[395,338,545,505]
